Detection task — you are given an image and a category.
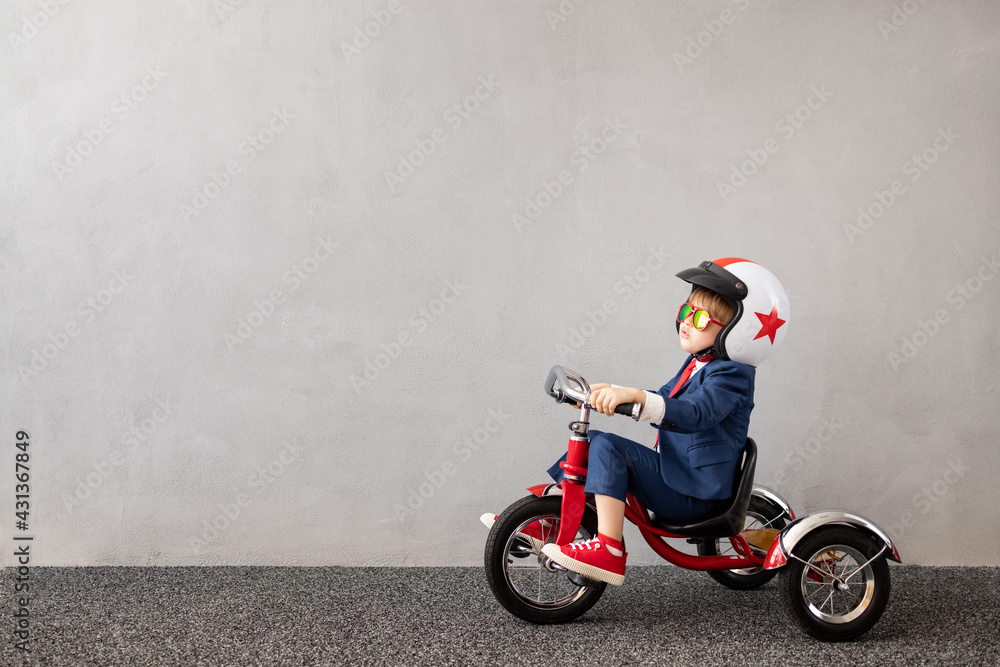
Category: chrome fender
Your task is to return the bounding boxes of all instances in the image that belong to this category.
[751,484,795,523]
[762,510,902,570]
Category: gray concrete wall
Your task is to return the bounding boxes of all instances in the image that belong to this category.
[2,0,998,566]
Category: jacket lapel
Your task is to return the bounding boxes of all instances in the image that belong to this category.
[672,357,708,397]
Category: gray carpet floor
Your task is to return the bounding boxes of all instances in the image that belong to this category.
[2,565,998,666]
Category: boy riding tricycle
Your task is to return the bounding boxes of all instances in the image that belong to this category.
[481,258,898,641]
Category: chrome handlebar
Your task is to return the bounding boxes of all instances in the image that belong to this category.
[545,365,591,406]
[546,365,640,423]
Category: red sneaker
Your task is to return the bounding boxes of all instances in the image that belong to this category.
[480,513,554,550]
[541,533,627,586]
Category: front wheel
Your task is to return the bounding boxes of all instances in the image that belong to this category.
[778,526,891,641]
[484,495,606,624]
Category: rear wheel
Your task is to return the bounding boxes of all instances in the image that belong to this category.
[484,495,606,624]
[778,526,891,641]
[698,495,788,590]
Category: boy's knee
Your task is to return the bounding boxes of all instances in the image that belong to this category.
[589,432,615,454]
[589,434,628,471]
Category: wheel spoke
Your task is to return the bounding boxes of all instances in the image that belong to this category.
[805,582,830,604]
[794,555,845,586]
[848,588,863,608]
[844,544,887,583]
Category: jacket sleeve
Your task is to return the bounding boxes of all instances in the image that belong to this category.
[654,364,752,434]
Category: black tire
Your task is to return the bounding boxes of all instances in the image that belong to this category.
[778,526,891,641]
[484,495,606,624]
[698,495,789,590]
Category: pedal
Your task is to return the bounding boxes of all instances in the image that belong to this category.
[566,570,603,588]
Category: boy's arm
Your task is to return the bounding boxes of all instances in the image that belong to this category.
[652,364,752,434]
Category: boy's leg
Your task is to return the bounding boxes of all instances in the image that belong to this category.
[587,430,726,522]
[594,493,625,555]
[585,430,653,552]
[540,431,637,584]
[583,430,653,506]
[546,430,651,543]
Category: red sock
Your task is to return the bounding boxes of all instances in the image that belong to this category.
[598,532,624,556]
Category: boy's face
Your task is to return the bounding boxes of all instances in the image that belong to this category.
[678,296,722,355]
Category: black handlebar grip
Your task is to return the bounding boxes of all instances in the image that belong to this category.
[614,402,636,416]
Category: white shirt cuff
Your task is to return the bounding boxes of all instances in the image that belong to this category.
[639,391,665,425]
[610,385,663,424]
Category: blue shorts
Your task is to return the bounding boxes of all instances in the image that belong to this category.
[547,430,727,523]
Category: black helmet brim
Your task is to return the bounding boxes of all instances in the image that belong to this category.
[675,261,748,302]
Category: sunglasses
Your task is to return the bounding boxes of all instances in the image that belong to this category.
[677,302,724,330]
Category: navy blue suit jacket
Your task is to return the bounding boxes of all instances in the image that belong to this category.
[651,357,755,500]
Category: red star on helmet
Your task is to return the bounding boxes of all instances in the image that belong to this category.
[753,303,786,344]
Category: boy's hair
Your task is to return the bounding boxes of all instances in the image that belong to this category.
[689,287,735,326]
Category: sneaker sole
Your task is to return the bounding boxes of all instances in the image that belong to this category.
[541,543,625,586]
[480,513,547,551]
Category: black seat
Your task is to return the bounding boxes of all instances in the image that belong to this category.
[648,438,757,538]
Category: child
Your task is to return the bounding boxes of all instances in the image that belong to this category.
[538,257,789,586]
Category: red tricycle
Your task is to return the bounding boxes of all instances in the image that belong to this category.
[483,365,900,642]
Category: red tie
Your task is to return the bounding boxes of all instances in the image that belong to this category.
[669,359,699,398]
[656,354,713,450]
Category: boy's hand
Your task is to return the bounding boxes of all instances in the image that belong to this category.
[587,385,644,417]
[567,383,611,408]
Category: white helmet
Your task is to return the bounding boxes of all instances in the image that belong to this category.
[675,257,790,367]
